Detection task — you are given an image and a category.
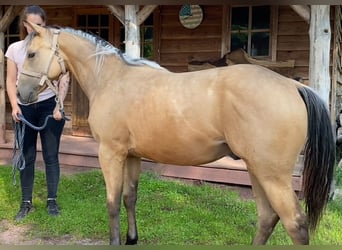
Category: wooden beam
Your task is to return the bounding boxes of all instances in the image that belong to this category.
[2,0,335,4]
[271,5,279,61]
[221,5,229,57]
[309,5,331,106]
[125,5,140,58]
[137,5,157,25]
[0,48,5,143]
[0,0,291,5]
[331,6,342,125]
[290,5,310,24]
[0,6,23,33]
[107,5,124,25]
[108,5,155,57]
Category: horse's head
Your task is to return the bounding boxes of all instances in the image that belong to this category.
[17,22,67,104]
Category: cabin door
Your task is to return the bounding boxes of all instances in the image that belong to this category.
[72,8,122,136]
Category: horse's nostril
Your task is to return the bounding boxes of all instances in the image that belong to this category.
[16,91,20,98]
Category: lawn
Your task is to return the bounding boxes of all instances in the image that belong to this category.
[0,165,341,245]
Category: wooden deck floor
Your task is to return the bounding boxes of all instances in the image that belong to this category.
[0,130,303,191]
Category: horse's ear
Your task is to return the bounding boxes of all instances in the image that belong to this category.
[24,20,46,35]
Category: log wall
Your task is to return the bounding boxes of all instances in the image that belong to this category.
[158,5,223,72]
[277,6,310,84]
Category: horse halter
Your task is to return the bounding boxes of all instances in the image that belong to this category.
[20,29,67,98]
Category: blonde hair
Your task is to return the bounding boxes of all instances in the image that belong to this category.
[19,5,47,40]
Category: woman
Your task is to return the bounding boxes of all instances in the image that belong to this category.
[5,5,69,222]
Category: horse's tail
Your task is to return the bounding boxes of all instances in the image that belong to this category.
[297,86,335,231]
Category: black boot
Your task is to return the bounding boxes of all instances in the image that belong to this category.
[47,199,60,216]
[15,201,34,222]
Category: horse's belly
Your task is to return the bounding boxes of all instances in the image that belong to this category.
[131,141,233,166]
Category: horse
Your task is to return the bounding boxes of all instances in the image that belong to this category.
[16,22,335,245]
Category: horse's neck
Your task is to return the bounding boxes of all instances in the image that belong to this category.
[59,33,124,101]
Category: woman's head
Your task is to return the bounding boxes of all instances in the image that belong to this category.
[19,5,47,40]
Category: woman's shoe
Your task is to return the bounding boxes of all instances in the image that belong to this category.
[47,199,60,216]
[14,201,34,222]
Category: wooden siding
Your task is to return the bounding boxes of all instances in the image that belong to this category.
[274,6,310,83]
[332,6,342,126]
[158,5,223,72]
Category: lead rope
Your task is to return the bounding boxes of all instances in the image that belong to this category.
[12,121,26,185]
[11,111,69,185]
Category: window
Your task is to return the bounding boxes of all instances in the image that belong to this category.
[230,6,271,57]
[75,11,113,42]
[4,16,20,51]
[140,14,154,59]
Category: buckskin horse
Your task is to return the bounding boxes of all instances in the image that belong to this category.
[16,22,335,245]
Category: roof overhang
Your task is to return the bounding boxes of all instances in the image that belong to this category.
[0,0,340,5]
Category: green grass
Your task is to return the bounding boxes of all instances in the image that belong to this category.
[0,165,342,245]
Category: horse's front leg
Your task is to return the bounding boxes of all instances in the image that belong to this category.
[98,143,126,245]
[123,156,141,245]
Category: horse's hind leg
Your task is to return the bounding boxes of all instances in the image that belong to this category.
[123,156,141,245]
[249,173,280,244]
[249,164,309,245]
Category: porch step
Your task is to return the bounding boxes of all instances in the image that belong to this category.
[0,130,303,191]
[0,131,100,169]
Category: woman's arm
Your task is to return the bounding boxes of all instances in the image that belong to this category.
[53,71,70,120]
[6,58,21,122]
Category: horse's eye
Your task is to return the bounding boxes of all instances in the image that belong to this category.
[28,52,35,58]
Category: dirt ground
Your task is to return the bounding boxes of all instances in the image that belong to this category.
[0,219,107,245]
[0,164,253,245]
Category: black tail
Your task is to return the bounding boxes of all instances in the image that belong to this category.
[298,86,335,231]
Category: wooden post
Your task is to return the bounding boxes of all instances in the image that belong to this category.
[309,5,331,107]
[125,5,140,59]
[0,46,5,143]
[108,5,156,58]
[0,5,23,143]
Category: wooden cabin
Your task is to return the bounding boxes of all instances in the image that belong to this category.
[0,4,341,190]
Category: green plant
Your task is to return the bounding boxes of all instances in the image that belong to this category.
[0,165,341,245]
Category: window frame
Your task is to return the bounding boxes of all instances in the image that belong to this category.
[73,7,116,45]
[228,5,278,60]
[4,15,20,52]
[140,14,154,59]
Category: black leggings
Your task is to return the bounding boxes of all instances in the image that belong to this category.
[19,96,65,202]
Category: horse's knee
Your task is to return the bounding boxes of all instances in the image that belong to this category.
[107,200,121,217]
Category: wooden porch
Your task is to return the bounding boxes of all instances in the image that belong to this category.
[0,130,304,191]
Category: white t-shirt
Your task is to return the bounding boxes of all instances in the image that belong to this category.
[5,40,56,105]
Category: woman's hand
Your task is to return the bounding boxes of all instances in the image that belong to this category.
[53,105,63,120]
[11,104,22,122]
